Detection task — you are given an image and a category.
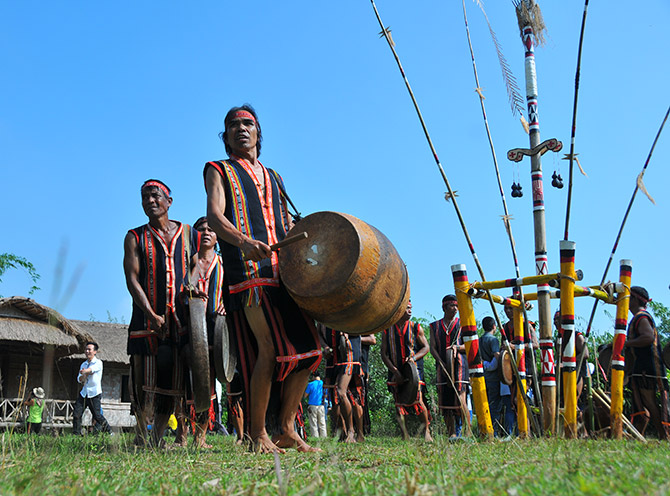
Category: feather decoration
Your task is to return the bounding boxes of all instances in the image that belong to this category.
[472,0,526,125]
[513,0,547,45]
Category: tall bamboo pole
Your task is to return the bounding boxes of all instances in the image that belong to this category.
[610,260,632,439]
[452,264,494,440]
[559,240,577,437]
[513,305,529,438]
[515,1,555,434]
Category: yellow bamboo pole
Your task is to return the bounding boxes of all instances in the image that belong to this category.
[513,306,529,438]
[560,240,578,438]
[472,273,560,291]
[470,291,524,308]
[610,259,632,439]
[452,264,494,440]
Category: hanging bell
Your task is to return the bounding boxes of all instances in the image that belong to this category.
[551,171,559,188]
[516,182,523,197]
[556,173,564,189]
[511,183,518,198]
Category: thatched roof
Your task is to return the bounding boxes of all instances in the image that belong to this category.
[0,296,93,355]
[68,320,129,365]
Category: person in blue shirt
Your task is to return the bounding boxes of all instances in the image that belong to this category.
[304,374,326,437]
[480,316,502,436]
[72,341,112,435]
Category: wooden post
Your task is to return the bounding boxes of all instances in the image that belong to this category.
[610,259,632,439]
[559,240,577,437]
[513,306,529,438]
[452,264,494,439]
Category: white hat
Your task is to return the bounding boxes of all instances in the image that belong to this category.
[33,387,45,399]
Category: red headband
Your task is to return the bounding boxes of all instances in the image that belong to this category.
[142,181,170,197]
[232,110,256,123]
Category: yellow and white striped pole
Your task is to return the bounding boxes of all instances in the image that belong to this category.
[560,240,578,438]
[610,259,632,439]
[452,264,494,439]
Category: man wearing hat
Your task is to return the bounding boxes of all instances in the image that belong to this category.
[72,341,112,435]
[625,286,669,439]
[24,387,45,434]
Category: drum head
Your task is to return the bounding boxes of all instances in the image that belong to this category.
[499,350,514,386]
[213,314,237,384]
[189,297,211,413]
[396,360,420,405]
[663,342,670,370]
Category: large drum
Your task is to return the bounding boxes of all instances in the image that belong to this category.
[278,211,409,335]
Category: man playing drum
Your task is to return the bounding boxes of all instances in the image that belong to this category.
[204,105,322,453]
[429,294,469,437]
[381,302,432,441]
[321,326,365,443]
[625,286,669,440]
[123,179,200,446]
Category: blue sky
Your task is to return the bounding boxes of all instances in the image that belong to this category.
[2,1,668,336]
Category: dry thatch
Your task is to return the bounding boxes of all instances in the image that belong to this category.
[68,320,129,365]
[0,296,93,355]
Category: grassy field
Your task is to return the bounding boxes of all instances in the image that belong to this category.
[2,432,670,495]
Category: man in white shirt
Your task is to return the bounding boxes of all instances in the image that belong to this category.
[72,341,112,435]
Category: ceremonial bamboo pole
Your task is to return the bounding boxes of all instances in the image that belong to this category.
[452,264,494,440]
[559,240,578,437]
[514,0,555,434]
[610,260,632,439]
[512,305,529,438]
[563,0,590,240]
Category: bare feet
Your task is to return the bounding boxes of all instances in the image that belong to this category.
[173,434,188,447]
[235,437,245,446]
[273,432,322,452]
[194,439,213,449]
[343,431,356,443]
[356,433,365,443]
[424,428,434,443]
[253,434,285,454]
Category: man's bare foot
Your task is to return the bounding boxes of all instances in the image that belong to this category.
[343,431,356,443]
[235,437,244,446]
[253,434,285,454]
[173,435,188,447]
[424,429,434,443]
[273,432,322,452]
[194,439,213,449]
[356,433,365,443]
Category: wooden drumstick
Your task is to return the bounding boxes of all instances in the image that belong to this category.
[270,231,308,251]
[243,232,308,261]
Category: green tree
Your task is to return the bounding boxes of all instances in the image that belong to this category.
[0,253,40,296]
[648,300,670,342]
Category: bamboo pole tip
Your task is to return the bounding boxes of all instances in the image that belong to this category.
[451,263,467,273]
[559,240,576,250]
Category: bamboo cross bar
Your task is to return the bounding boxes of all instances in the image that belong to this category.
[472,273,560,290]
[610,260,632,439]
[523,285,614,303]
[593,388,646,442]
[468,289,525,308]
[452,264,494,440]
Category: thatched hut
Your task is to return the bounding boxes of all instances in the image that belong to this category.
[0,296,133,430]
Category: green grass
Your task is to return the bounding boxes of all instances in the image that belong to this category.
[2,432,670,495]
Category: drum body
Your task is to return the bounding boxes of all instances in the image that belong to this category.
[499,349,514,386]
[279,211,409,335]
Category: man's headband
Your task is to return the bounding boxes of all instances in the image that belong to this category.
[631,287,651,304]
[230,110,256,123]
[142,181,170,198]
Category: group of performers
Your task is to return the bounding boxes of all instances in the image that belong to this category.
[123,104,668,452]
